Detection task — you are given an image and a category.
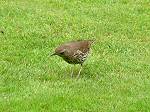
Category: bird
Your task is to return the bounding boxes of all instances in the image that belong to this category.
[51,39,94,78]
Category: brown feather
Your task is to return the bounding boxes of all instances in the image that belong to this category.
[52,40,94,64]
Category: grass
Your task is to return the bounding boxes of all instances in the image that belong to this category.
[0,0,150,111]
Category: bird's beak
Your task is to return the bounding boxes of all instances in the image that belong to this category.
[50,53,56,56]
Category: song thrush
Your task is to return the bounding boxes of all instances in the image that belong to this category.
[51,40,94,78]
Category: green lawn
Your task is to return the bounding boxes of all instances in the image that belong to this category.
[1,0,150,111]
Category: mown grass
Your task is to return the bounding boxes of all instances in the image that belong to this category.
[0,0,150,111]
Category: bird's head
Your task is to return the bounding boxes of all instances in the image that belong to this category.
[50,47,67,57]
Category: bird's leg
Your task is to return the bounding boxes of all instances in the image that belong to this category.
[70,65,74,78]
[77,64,83,78]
